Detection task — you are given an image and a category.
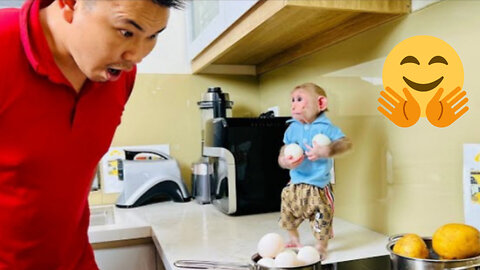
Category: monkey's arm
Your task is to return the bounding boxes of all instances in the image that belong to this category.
[330,137,352,157]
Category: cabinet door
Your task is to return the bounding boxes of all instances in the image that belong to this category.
[186,0,258,60]
[94,243,157,270]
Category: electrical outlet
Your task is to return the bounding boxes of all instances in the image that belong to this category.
[267,106,279,116]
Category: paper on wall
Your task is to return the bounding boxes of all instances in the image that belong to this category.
[99,144,170,194]
[463,144,480,231]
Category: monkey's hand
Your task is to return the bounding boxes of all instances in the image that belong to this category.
[378,87,420,127]
[426,87,469,128]
[278,153,304,169]
[305,137,352,161]
[305,143,330,161]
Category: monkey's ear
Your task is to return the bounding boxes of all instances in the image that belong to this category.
[58,0,77,23]
[318,96,328,111]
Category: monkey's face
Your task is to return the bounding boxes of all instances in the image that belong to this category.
[290,89,321,124]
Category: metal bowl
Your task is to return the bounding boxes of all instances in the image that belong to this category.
[386,235,480,270]
[251,252,321,270]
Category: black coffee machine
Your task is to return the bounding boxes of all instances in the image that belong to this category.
[195,87,290,215]
[194,87,290,214]
[204,117,291,215]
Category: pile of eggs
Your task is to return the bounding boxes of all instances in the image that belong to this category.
[256,233,320,268]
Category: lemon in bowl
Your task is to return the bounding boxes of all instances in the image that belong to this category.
[432,223,480,259]
[393,233,429,259]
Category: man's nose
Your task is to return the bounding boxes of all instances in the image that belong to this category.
[122,42,153,64]
[122,49,143,64]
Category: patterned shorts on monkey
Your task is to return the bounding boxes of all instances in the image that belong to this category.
[278,183,334,241]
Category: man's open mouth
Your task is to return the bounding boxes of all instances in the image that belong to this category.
[107,68,121,76]
[403,76,443,92]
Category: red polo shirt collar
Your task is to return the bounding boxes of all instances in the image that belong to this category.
[20,0,73,87]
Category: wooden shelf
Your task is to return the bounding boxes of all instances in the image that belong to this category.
[191,0,411,75]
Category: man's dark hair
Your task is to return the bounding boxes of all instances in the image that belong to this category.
[153,0,185,9]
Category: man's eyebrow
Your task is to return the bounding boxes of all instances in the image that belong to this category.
[124,19,144,32]
[123,19,166,35]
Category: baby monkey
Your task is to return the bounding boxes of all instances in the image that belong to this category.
[278,83,352,260]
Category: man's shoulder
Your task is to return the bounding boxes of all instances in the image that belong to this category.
[0,8,21,36]
[0,8,22,57]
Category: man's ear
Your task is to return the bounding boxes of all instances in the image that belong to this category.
[318,96,328,111]
[58,0,77,23]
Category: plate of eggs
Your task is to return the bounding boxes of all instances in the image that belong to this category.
[255,233,322,270]
[174,233,322,270]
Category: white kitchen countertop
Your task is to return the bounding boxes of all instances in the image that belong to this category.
[88,201,389,268]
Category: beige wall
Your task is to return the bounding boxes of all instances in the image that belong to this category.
[89,74,259,204]
[259,0,480,235]
[91,0,478,236]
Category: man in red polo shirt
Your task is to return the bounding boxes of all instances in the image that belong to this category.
[0,0,183,269]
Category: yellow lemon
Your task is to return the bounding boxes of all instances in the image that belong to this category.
[432,223,480,259]
[393,234,429,259]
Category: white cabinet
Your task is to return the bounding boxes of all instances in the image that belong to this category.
[186,0,258,60]
[93,241,158,270]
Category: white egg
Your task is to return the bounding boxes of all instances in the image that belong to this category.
[284,143,303,160]
[296,246,320,265]
[274,250,299,268]
[312,134,331,146]
[281,249,297,257]
[257,258,275,268]
[257,233,285,258]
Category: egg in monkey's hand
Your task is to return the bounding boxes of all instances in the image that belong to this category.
[284,143,303,161]
[312,134,331,146]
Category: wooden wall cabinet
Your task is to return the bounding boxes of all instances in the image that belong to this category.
[190,0,411,75]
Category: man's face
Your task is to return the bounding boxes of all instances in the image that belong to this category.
[290,89,320,124]
[68,0,169,82]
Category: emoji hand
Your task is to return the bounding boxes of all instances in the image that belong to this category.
[426,87,469,127]
[378,87,420,127]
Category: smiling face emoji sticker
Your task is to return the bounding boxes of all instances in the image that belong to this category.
[383,35,463,116]
[379,35,468,127]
